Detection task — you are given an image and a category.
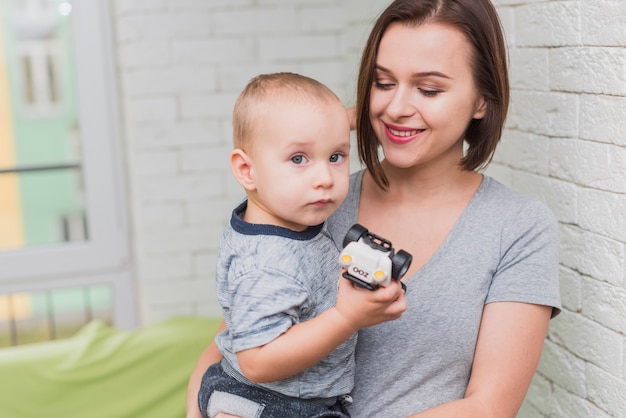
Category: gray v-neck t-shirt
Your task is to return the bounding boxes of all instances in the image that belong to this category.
[327,170,561,417]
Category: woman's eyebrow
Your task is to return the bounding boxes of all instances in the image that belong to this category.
[375,64,452,80]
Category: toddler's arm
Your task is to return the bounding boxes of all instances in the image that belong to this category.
[237,276,405,383]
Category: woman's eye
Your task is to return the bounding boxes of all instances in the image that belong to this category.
[419,88,441,97]
[291,155,307,164]
[374,81,394,90]
[329,153,345,163]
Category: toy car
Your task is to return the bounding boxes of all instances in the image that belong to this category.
[339,223,412,291]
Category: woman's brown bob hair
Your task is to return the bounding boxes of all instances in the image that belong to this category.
[356,0,510,189]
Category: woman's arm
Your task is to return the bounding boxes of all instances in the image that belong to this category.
[186,320,226,418]
[409,301,552,418]
[238,278,406,383]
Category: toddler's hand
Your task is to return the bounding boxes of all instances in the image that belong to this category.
[335,273,406,331]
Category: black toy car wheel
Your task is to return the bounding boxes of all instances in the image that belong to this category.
[391,249,412,280]
[343,223,368,248]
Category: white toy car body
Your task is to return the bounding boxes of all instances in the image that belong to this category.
[339,224,412,290]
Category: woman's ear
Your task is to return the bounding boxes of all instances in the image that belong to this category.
[473,96,487,120]
[230,149,256,191]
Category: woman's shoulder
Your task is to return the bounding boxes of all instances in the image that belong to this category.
[480,176,554,215]
[478,175,559,237]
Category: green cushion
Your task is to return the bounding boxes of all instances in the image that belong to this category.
[0,316,221,418]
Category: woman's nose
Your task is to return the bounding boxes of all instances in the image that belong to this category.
[386,86,416,120]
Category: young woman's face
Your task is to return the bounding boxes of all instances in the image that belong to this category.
[245,98,350,231]
[369,22,486,171]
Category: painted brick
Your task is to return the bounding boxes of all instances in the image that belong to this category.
[534,176,577,225]
[483,163,513,188]
[538,339,586,397]
[257,0,336,5]
[552,385,613,418]
[298,6,345,32]
[548,310,622,374]
[193,294,223,318]
[507,91,578,137]
[168,0,251,9]
[186,196,243,225]
[578,188,626,241]
[344,22,375,54]
[521,373,553,416]
[180,145,231,173]
[506,171,575,226]
[213,8,298,35]
[123,66,218,96]
[517,401,546,418]
[494,131,549,175]
[179,92,238,120]
[515,2,581,47]
[130,97,178,123]
[493,0,546,6]
[582,277,626,334]
[138,173,222,201]
[586,363,626,416]
[559,266,582,312]
[140,224,222,254]
[192,252,217,277]
[580,94,626,147]
[117,41,171,69]
[133,150,180,177]
[131,121,222,150]
[509,48,549,91]
[217,64,293,92]
[140,252,192,281]
[495,6,515,47]
[113,0,168,15]
[172,38,256,65]
[582,0,626,46]
[560,224,624,286]
[138,202,185,228]
[258,34,343,62]
[116,12,211,42]
[550,138,626,193]
[142,279,211,307]
[622,342,626,380]
[341,0,387,23]
[549,47,626,95]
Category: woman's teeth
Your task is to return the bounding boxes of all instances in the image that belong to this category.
[389,128,420,137]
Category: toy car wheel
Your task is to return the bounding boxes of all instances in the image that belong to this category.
[391,249,412,280]
[343,223,368,248]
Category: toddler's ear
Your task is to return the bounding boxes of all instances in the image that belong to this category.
[230,149,256,191]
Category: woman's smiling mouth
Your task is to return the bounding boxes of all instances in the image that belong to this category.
[385,124,424,144]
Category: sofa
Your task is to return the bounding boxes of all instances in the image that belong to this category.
[0,316,221,418]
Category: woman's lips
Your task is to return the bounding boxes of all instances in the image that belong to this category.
[385,124,424,144]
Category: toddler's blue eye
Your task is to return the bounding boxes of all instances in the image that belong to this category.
[291,155,306,164]
[330,154,344,163]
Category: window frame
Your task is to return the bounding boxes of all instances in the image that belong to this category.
[0,0,135,329]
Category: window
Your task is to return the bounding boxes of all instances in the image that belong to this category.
[0,0,134,344]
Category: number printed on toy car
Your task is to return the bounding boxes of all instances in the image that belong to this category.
[352,266,368,279]
[340,223,413,291]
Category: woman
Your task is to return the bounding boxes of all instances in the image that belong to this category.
[188,0,560,416]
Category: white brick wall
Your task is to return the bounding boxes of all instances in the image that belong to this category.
[490,0,626,416]
[110,0,625,416]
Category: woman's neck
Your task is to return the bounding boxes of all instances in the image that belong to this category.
[373,160,482,204]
